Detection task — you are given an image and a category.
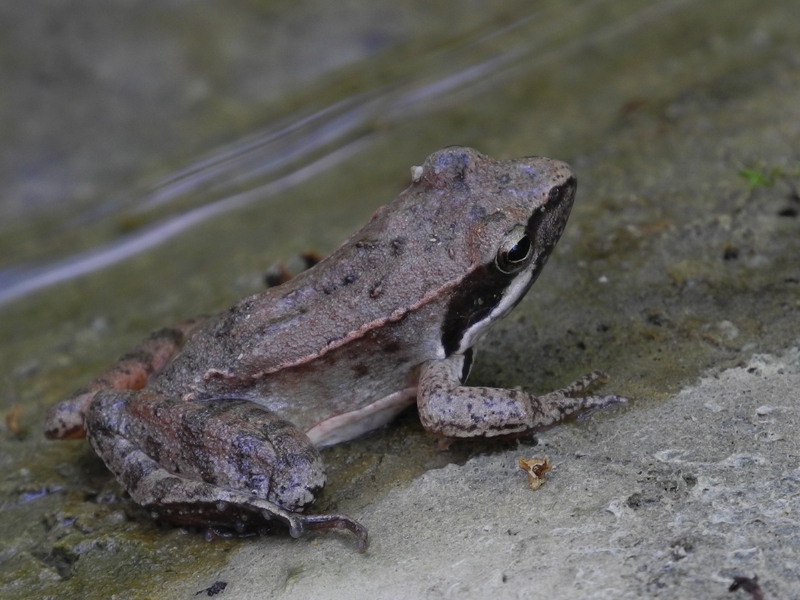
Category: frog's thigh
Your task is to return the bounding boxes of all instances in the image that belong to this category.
[417,357,626,438]
[85,391,326,527]
[44,318,206,440]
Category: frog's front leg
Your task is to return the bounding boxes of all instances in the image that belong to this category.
[417,354,626,438]
[45,318,207,440]
[84,391,368,552]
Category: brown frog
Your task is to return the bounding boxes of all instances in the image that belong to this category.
[45,147,625,552]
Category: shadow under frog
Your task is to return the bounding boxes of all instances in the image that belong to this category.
[45,147,625,552]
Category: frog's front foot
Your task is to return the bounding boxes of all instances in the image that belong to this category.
[418,356,628,438]
[535,369,628,421]
[85,390,368,552]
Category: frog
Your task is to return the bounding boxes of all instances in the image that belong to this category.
[44,146,625,552]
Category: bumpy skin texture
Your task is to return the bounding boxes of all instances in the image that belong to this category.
[44,147,625,552]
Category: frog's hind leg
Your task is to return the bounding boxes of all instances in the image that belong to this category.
[44,318,207,440]
[84,390,368,552]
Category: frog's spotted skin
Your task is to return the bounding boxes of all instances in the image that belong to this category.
[45,147,626,552]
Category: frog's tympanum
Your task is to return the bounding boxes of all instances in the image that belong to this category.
[45,147,624,552]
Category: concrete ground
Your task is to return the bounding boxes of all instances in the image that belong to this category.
[211,348,800,599]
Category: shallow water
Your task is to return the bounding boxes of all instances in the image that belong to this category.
[0,0,698,304]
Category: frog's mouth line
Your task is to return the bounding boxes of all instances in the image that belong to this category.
[439,176,576,357]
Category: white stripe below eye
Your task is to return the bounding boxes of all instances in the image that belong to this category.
[455,269,534,354]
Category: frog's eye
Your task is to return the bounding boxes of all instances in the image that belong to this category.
[496,226,533,273]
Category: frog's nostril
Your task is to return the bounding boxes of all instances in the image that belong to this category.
[548,176,577,205]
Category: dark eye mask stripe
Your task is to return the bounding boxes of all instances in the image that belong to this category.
[526,177,576,250]
[440,263,516,356]
[439,176,575,357]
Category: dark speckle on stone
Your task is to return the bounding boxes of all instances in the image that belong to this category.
[196,581,227,596]
[723,245,740,260]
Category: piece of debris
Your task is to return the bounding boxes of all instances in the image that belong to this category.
[196,581,227,597]
[5,403,25,436]
[264,252,322,288]
[729,575,765,600]
[518,457,552,490]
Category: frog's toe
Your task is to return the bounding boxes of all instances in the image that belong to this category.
[44,389,97,440]
[295,513,369,553]
[573,393,629,418]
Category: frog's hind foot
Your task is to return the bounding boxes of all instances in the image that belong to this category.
[84,391,368,551]
[294,513,369,553]
[96,431,369,552]
[151,493,369,552]
[44,318,207,440]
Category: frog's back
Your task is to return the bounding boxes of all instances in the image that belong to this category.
[153,146,566,396]
[160,193,466,392]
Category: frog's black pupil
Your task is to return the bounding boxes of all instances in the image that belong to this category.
[507,236,531,263]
